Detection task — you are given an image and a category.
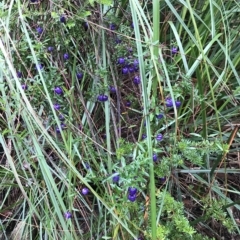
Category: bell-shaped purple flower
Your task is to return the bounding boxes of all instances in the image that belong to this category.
[156,134,163,141]
[81,187,89,195]
[54,86,63,95]
[97,94,108,102]
[64,211,72,219]
[36,27,43,34]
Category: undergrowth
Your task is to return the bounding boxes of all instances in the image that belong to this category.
[0,0,240,239]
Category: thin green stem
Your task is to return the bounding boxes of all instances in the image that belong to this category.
[130,1,157,239]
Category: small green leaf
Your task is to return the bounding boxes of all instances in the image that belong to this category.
[89,0,95,6]
[67,20,75,29]
[51,12,58,19]
[97,0,112,5]
[77,10,92,17]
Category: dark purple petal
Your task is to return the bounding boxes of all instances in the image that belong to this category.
[171,47,178,55]
[36,27,43,34]
[60,15,66,23]
[122,67,128,74]
[83,22,89,31]
[156,113,164,119]
[115,37,121,44]
[54,86,63,95]
[17,71,22,78]
[84,163,90,170]
[175,100,181,108]
[165,98,173,108]
[128,194,136,202]
[117,57,125,64]
[59,114,65,121]
[48,46,54,52]
[79,125,83,131]
[109,23,116,30]
[63,53,69,60]
[153,153,158,162]
[128,66,134,73]
[21,84,28,90]
[77,72,83,80]
[156,134,163,141]
[112,173,120,183]
[133,59,139,67]
[56,123,66,133]
[142,134,147,140]
[53,103,60,110]
[159,177,166,183]
[125,101,131,107]
[128,187,137,196]
[127,47,133,53]
[64,211,72,219]
[133,76,140,84]
[109,86,116,93]
[81,187,89,195]
[35,63,43,70]
[97,94,108,102]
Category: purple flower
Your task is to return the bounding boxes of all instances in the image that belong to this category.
[128,66,134,73]
[60,15,66,23]
[36,27,43,34]
[133,59,139,67]
[84,163,90,170]
[165,98,181,108]
[115,37,121,44]
[112,173,120,183]
[127,47,133,53]
[63,53,69,60]
[122,67,128,74]
[117,57,125,64]
[109,23,116,30]
[54,86,63,95]
[175,100,181,108]
[59,114,65,121]
[97,94,108,102]
[134,66,139,72]
[171,47,178,55]
[21,84,28,90]
[47,46,54,52]
[156,134,163,141]
[165,98,173,108]
[109,86,116,93]
[53,103,60,110]
[125,101,131,107]
[17,71,22,78]
[35,63,43,70]
[128,194,137,202]
[64,211,72,219]
[81,187,89,195]
[156,113,164,119]
[133,76,140,84]
[77,72,83,80]
[79,125,83,131]
[101,133,106,139]
[83,22,89,31]
[159,177,166,183]
[153,153,158,162]
[142,134,147,140]
[128,187,138,196]
[56,123,66,133]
